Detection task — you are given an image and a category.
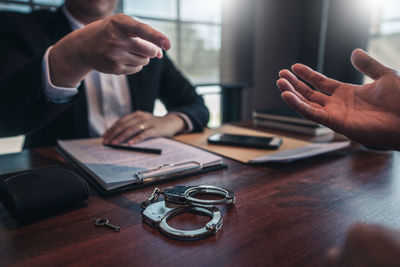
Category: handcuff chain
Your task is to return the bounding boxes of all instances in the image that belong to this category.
[141,187,165,209]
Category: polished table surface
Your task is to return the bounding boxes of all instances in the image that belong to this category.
[0,125,400,266]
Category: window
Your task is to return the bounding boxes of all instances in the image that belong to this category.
[366,0,400,83]
[123,0,221,83]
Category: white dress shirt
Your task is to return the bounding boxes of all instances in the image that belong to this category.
[42,6,192,137]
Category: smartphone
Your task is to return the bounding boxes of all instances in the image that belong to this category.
[207,133,282,150]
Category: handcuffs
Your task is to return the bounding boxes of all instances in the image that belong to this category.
[141,185,235,241]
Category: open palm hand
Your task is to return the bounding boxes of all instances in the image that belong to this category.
[277,49,400,150]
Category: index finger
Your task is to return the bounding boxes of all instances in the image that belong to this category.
[115,14,171,50]
[292,64,341,95]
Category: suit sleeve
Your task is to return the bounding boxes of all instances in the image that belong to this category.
[159,55,209,132]
[0,15,79,137]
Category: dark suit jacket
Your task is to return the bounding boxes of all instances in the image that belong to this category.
[0,8,209,148]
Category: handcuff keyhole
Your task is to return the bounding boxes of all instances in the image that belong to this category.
[166,211,211,231]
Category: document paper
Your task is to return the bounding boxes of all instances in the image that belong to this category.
[58,137,223,190]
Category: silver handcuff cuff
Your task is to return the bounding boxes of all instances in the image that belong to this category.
[141,185,235,241]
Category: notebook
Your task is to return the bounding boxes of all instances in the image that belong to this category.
[253,108,319,126]
[252,108,333,136]
[57,137,225,195]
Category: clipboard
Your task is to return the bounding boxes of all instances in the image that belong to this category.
[57,137,226,196]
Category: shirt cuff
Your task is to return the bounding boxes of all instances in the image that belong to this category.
[42,46,80,103]
[169,112,194,133]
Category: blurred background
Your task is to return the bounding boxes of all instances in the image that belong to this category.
[0,0,398,154]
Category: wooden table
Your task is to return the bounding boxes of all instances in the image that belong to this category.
[0,126,400,266]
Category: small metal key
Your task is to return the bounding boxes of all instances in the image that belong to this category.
[94,218,120,232]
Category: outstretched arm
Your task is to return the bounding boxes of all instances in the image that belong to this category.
[277,49,400,150]
[0,13,171,137]
[49,14,171,87]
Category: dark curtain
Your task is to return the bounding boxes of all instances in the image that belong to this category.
[323,0,371,83]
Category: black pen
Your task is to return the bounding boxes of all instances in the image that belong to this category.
[104,143,162,155]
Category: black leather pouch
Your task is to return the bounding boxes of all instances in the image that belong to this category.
[0,165,89,221]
